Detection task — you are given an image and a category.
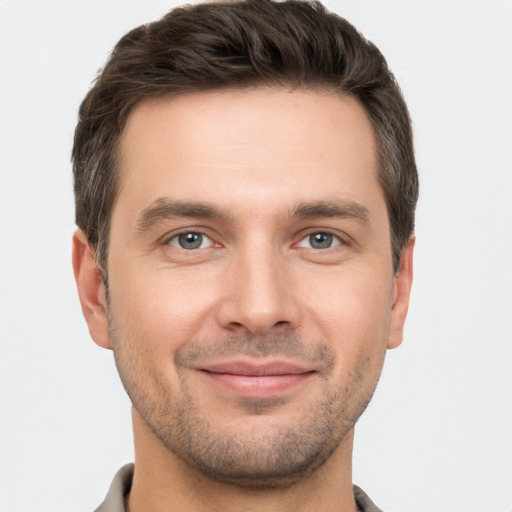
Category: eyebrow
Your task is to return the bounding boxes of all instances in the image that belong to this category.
[136,197,370,232]
[136,198,233,231]
[289,200,370,223]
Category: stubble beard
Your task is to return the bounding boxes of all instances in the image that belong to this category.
[110,328,382,489]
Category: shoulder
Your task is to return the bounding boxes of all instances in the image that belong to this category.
[94,464,134,512]
[353,485,385,512]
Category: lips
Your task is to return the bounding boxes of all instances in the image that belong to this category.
[197,360,315,398]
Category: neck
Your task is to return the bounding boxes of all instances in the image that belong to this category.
[127,409,359,512]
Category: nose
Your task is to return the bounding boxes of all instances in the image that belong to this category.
[215,244,301,335]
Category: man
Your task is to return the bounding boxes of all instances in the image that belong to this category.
[72,0,418,510]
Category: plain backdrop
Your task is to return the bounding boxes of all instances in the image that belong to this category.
[1,1,511,511]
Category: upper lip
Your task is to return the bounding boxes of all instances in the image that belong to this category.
[198,360,315,376]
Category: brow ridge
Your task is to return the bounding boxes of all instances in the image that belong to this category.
[136,197,370,232]
[136,198,232,231]
[289,200,370,223]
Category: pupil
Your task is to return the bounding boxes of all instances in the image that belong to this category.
[179,232,202,249]
[310,232,332,249]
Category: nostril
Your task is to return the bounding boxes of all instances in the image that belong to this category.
[227,321,245,330]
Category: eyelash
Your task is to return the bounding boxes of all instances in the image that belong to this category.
[295,231,344,250]
[164,229,347,251]
[166,230,217,250]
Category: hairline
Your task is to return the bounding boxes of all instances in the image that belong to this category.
[94,84,401,280]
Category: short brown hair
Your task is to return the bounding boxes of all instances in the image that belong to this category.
[73,0,418,275]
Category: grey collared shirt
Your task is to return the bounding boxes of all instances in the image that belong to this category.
[95,464,384,512]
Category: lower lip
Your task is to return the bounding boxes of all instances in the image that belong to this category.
[200,371,314,398]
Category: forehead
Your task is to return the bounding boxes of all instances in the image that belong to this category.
[115,88,381,220]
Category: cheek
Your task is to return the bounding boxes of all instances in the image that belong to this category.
[108,266,220,352]
[307,273,392,412]
[302,265,394,355]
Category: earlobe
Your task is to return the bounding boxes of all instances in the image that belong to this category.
[72,229,112,349]
[387,237,415,350]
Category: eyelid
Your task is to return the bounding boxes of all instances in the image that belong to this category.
[294,229,348,249]
[160,227,350,250]
[163,228,219,249]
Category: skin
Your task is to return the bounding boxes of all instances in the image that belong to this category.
[73,88,414,512]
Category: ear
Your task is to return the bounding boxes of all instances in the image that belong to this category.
[387,237,415,350]
[72,229,112,349]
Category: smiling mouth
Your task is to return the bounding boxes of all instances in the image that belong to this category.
[198,361,316,398]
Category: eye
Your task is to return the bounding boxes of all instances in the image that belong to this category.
[297,232,342,250]
[168,232,214,250]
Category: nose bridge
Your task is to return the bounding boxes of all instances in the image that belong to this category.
[216,236,300,334]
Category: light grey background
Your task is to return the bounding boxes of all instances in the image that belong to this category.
[1,1,511,511]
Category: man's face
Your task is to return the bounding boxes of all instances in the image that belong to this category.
[78,88,413,487]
